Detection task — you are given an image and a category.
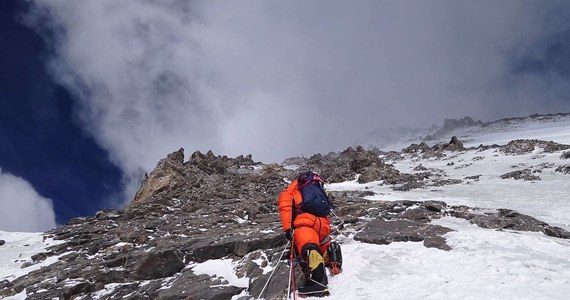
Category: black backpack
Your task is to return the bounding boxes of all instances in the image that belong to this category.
[297,172,333,217]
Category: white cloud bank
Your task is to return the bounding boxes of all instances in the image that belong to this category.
[0,168,57,232]
[24,0,570,203]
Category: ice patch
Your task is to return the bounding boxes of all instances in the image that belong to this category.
[192,258,249,288]
[0,231,64,282]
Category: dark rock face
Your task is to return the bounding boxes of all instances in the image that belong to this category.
[561,151,570,159]
[133,250,185,280]
[354,219,454,251]
[500,169,541,181]
[453,208,570,239]
[0,240,5,246]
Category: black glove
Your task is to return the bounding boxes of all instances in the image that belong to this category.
[284,228,294,241]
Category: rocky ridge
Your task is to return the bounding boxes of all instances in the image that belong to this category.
[2,137,570,300]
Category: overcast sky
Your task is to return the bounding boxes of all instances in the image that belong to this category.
[27,0,570,164]
[2,1,570,231]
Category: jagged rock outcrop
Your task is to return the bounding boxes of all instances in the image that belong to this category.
[290,144,462,192]
[442,117,483,131]
[448,136,464,150]
[501,139,570,155]
[425,117,483,140]
[296,145,402,184]
[133,148,186,203]
[132,149,259,204]
[404,136,465,160]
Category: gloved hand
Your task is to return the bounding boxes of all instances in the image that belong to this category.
[284,228,294,241]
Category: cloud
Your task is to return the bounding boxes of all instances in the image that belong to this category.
[24,1,570,202]
[0,168,56,232]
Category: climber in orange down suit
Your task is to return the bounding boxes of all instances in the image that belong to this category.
[277,176,330,295]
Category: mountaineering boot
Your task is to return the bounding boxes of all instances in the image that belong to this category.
[298,244,329,297]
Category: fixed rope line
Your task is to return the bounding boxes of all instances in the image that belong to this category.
[256,241,290,300]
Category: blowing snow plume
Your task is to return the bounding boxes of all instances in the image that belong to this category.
[24,0,570,204]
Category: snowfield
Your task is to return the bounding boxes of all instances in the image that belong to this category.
[0,231,63,286]
[326,217,570,300]
[2,115,570,299]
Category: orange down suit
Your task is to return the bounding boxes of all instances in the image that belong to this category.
[277,179,331,255]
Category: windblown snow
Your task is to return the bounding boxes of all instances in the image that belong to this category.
[2,115,570,299]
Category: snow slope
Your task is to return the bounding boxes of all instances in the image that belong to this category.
[381,113,570,152]
[431,114,570,148]
[0,231,64,300]
[326,218,570,300]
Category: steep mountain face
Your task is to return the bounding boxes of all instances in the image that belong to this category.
[367,112,570,152]
[2,136,570,299]
[423,112,570,144]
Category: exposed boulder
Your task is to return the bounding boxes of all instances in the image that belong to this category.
[448,136,464,151]
[431,178,463,187]
[132,250,185,280]
[500,169,540,181]
[423,236,452,251]
[413,164,428,171]
[354,218,453,251]
[404,142,430,154]
[561,151,570,159]
[452,208,570,239]
[555,165,570,174]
